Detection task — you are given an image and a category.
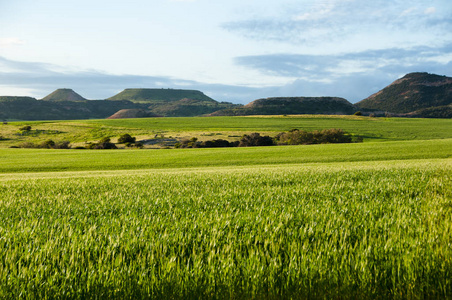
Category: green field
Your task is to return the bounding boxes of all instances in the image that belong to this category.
[0,116,451,298]
[2,115,452,148]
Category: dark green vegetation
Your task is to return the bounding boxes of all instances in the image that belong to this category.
[356,72,452,115]
[176,129,357,148]
[211,97,356,116]
[0,115,451,298]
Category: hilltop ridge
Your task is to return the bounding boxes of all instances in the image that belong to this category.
[210,97,355,116]
[41,89,87,101]
[356,72,452,113]
[107,88,215,103]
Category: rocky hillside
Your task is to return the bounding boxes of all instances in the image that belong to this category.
[210,97,355,116]
[356,72,452,114]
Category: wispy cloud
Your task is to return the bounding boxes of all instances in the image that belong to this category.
[234,44,452,101]
[235,45,452,79]
[222,0,452,47]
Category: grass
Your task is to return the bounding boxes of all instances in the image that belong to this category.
[0,159,451,298]
[0,138,451,173]
[2,115,452,148]
[1,115,452,298]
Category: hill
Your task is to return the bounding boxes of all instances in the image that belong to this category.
[107,88,239,117]
[107,88,215,103]
[210,97,355,116]
[41,89,87,101]
[0,96,138,120]
[107,109,161,119]
[356,72,452,114]
[0,88,238,120]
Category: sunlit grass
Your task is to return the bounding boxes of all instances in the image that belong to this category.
[0,159,451,298]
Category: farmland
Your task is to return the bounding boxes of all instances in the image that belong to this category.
[1,115,452,149]
[0,116,451,298]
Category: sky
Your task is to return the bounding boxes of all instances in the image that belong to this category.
[0,0,451,104]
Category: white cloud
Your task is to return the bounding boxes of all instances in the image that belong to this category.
[400,7,416,16]
[0,38,25,47]
[424,7,436,14]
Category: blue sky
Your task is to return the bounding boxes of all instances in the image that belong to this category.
[1,0,451,103]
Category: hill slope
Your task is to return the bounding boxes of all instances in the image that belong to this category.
[0,89,238,120]
[41,89,87,101]
[107,88,238,117]
[0,96,138,120]
[107,109,161,119]
[107,88,215,103]
[210,97,355,116]
[356,72,452,114]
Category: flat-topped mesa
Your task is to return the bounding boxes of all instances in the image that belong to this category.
[210,96,355,116]
[41,89,87,101]
[107,88,216,103]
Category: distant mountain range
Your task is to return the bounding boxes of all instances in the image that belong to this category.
[0,72,451,120]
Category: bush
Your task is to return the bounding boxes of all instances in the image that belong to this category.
[53,141,71,149]
[40,140,56,149]
[354,111,363,116]
[238,133,274,147]
[275,128,354,145]
[19,125,32,131]
[118,134,136,144]
[87,137,117,149]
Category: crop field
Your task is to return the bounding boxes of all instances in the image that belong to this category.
[2,115,452,148]
[0,116,451,298]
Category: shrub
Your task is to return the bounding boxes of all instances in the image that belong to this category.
[53,141,71,149]
[354,111,363,116]
[87,137,117,149]
[275,128,355,145]
[118,134,136,144]
[40,139,56,149]
[238,133,274,147]
[19,125,32,131]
